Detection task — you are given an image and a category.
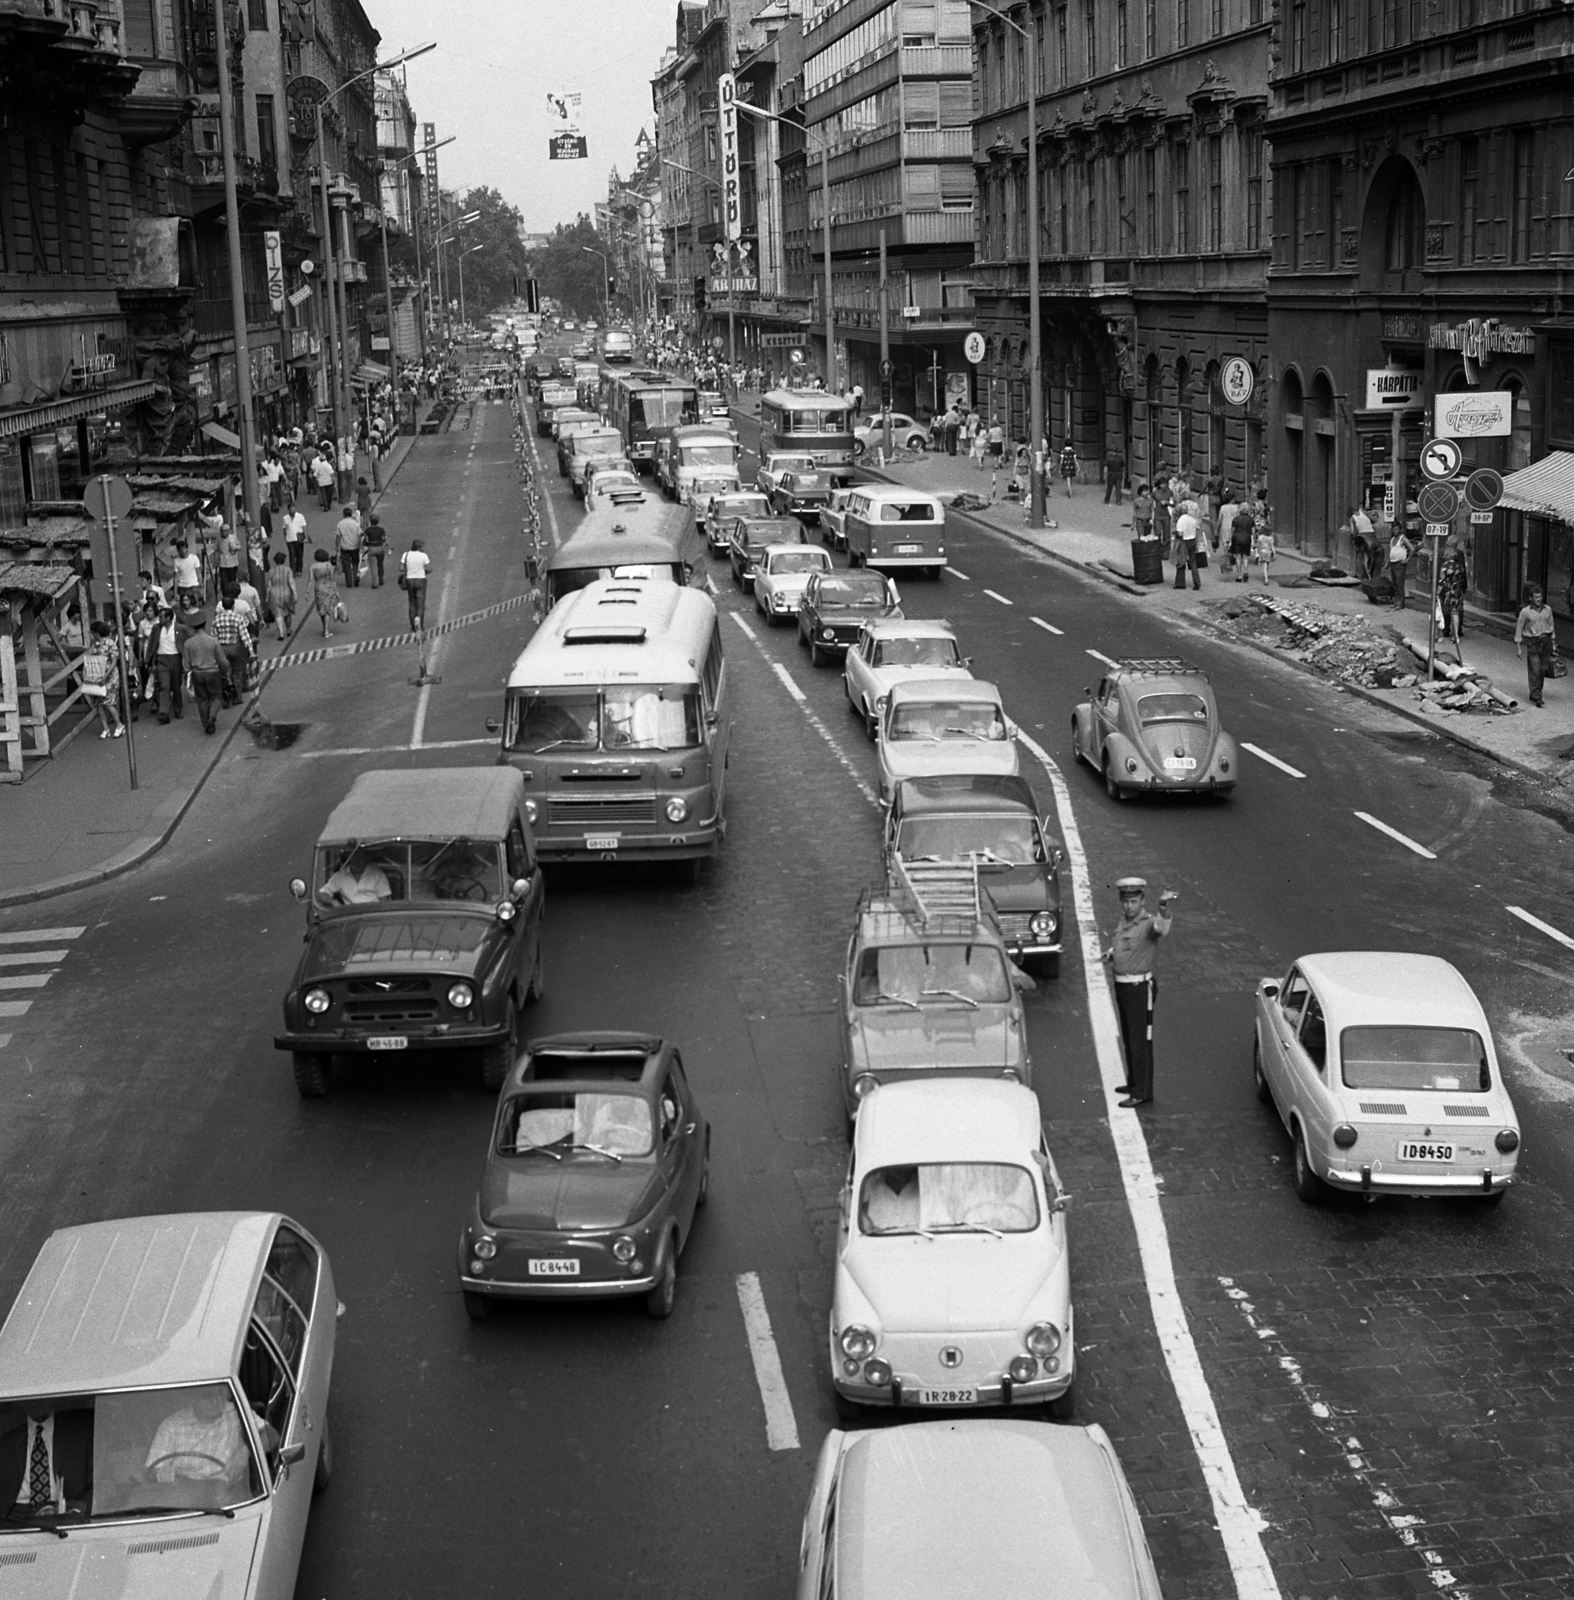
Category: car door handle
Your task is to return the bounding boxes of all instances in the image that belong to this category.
[683,1122,696,1135]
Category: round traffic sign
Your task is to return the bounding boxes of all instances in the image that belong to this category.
[82,474,134,522]
[1220,356,1254,406]
[1420,437,1462,482]
[1416,481,1459,524]
[879,358,893,379]
[963,331,986,365]
[1464,466,1504,512]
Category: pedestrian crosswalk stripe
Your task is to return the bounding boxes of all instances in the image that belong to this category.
[0,1035,11,1049]
[0,926,84,945]
[0,1002,32,1018]
[260,593,534,676]
[0,973,52,991]
[0,950,69,968]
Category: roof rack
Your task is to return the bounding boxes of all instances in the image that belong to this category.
[890,857,984,923]
[1115,657,1201,675]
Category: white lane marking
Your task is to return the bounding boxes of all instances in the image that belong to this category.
[735,1273,801,1452]
[0,927,84,945]
[0,1035,10,1049]
[1086,648,1121,668]
[1506,905,1574,953]
[983,588,1014,606]
[297,737,497,759]
[944,565,971,580]
[1219,1279,1465,1593]
[1030,615,1064,636]
[0,1002,31,1018]
[728,614,879,810]
[1354,811,1437,860]
[1017,726,1283,1600]
[0,951,68,968]
[1241,743,1306,780]
[0,974,51,991]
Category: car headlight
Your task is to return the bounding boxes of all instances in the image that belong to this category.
[496,900,517,922]
[473,1236,497,1260]
[448,982,475,1009]
[1030,912,1055,936]
[1496,1128,1520,1153]
[1333,1124,1358,1149]
[666,797,688,823]
[853,1072,878,1100]
[524,797,538,823]
[612,1235,637,1263]
[875,695,889,713]
[862,1357,892,1386]
[303,987,331,1015]
[1025,1322,1061,1358]
[822,627,835,640]
[1008,1355,1038,1383]
[840,1325,876,1360]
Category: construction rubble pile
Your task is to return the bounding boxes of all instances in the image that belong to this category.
[1209,592,1518,713]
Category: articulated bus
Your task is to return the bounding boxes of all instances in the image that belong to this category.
[606,371,700,472]
[757,389,856,482]
[494,577,728,876]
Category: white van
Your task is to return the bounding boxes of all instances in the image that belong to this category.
[843,485,947,578]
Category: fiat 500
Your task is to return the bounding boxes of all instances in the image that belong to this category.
[831,1079,1073,1416]
[457,1032,709,1321]
[1254,952,1519,1203]
[1071,658,1237,800]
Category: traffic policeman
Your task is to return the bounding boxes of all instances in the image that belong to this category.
[1102,877,1175,1108]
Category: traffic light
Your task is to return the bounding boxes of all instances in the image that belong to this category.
[607,276,617,296]
[880,378,893,411]
[693,274,707,312]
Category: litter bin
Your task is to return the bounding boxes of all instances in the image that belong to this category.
[1130,537,1164,585]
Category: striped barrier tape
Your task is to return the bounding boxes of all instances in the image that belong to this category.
[260,592,534,675]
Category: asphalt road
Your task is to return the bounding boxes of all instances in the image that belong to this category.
[0,344,1571,1600]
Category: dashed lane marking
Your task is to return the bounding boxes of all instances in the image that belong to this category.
[1241,743,1306,779]
[0,1035,10,1050]
[983,588,1014,606]
[1016,727,1283,1600]
[0,927,84,945]
[0,950,70,968]
[1030,616,1064,635]
[1506,905,1574,953]
[944,565,971,580]
[1086,648,1121,668]
[735,1273,801,1453]
[1354,811,1437,860]
[296,737,496,760]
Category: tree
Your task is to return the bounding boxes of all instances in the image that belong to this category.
[527,215,608,320]
[438,185,529,319]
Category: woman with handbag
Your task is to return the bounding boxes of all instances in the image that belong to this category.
[309,547,341,639]
[82,621,124,738]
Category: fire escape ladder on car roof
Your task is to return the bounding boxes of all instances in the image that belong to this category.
[892,858,983,923]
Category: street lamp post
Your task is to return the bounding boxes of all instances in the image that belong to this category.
[661,157,715,355]
[970,1,1044,528]
[458,243,482,330]
[381,136,454,397]
[580,244,609,330]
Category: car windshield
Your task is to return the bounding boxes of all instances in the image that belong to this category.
[771,456,815,473]
[502,1091,654,1156]
[1340,1026,1491,1092]
[768,550,829,575]
[715,495,769,517]
[888,701,1007,742]
[680,444,735,467]
[872,637,960,668]
[853,942,1012,1006]
[304,916,492,975]
[899,816,1042,865]
[548,563,682,602]
[313,842,504,906]
[818,576,890,607]
[878,501,937,522]
[1137,692,1209,724]
[788,408,847,431]
[0,1383,264,1524]
[858,1163,1039,1235]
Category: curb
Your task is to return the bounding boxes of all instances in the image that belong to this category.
[0,428,432,910]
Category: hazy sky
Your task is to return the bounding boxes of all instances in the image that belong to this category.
[367,0,676,233]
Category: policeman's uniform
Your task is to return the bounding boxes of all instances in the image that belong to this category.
[1107,878,1171,1105]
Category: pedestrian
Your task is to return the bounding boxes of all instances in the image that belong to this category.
[180,612,230,735]
[309,548,341,639]
[1230,499,1255,582]
[282,500,306,575]
[1172,500,1202,590]
[80,621,124,738]
[1103,444,1126,504]
[1515,583,1558,707]
[1251,520,1276,584]
[1437,543,1468,651]
[334,505,362,588]
[216,519,241,593]
[137,570,167,613]
[987,418,1004,465]
[1131,482,1154,540]
[171,539,202,610]
[851,382,863,418]
[210,592,252,707]
[336,441,354,501]
[312,450,335,512]
[1217,487,1239,568]
[266,550,297,641]
[1387,525,1414,610]
[1151,475,1172,546]
[355,475,372,524]
[145,604,187,723]
[943,408,960,457]
[1058,441,1077,497]
[363,513,388,587]
[1102,878,1175,1108]
[399,538,430,631]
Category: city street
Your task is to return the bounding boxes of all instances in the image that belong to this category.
[1,353,1573,1599]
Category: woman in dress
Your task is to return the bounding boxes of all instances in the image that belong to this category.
[309,547,340,639]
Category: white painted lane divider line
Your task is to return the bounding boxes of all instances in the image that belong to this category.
[0,950,69,968]
[1354,811,1437,860]
[0,927,84,946]
[945,565,971,580]
[0,1035,10,1050]
[1086,648,1121,668]
[1030,616,1064,636]
[735,1272,801,1452]
[1506,905,1574,953]
[1017,726,1283,1600]
[1241,743,1306,780]
[983,588,1014,606]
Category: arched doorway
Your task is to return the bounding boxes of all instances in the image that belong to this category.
[1175,357,1193,474]
[1144,353,1161,483]
[1309,370,1336,553]
[1280,366,1305,547]
[1358,157,1429,297]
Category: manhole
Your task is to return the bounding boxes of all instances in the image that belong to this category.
[242,714,306,750]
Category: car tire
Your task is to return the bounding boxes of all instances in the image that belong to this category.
[797,621,810,650]
[1480,1187,1507,1207]
[462,1290,493,1322]
[754,590,764,615]
[1044,1382,1075,1421]
[645,1237,678,1320]
[696,1129,711,1208]
[673,857,700,886]
[927,566,944,580]
[863,702,879,742]
[480,1001,519,1093]
[907,436,927,453]
[1103,755,1126,803]
[292,1052,330,1099]
[848,547,862,567]
[810,640,827,668]
[312,1414,333,1493]
[1253,1039,1272,1104]
[526,941,545,1004]
[1292,1129,1327,1203]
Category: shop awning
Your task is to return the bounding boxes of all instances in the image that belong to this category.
[1498,451,1574,522]
[350,361,390,388]
[201,420,242,449]
[0,378,161,441]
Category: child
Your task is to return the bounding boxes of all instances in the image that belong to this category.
[1132,483,1154,540]
[1251,523,1276,585]
[266,550,298,642]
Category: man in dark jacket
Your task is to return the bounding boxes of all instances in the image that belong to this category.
[180,613,231,734]
[1,1407,94,1516]
[1103,445,1126,504]
[143,605,191,723]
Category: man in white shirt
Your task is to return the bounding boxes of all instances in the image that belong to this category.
[171,540,202,608]
[312,452,336,511]
[281,503,307,574]
[1172,500,1202,591]
[400,539,431,630]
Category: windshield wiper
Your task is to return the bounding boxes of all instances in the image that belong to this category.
[525,737,590,754]
[513,1139,564,1159]
[920,987,979,1009]
[568,1142,624,1163]
[869,991,920,1010]
[928,1220,1004,1238]
[940,727,990,741]
[1,1518,70,1538]
[94,1505,236,1522]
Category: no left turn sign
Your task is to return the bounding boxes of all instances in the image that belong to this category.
[1420,438,1462,481]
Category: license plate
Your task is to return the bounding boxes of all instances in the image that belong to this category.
[585,835,619,851]
[896,543,923,554]
[367,1036,408,1050]
[1163,756,1199,770]
[527,1258,580,1277]
[1398,1141,1455,1162]
[920,1387,978,1405]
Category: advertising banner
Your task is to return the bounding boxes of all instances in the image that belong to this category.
[1433,391,1514,439]
[718,73,741,241]
[547,90,587,160]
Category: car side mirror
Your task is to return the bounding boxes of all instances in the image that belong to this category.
[485,717,501,734]
[510,876,530,902]
[279,1442,306,1469]
[1262,981,1280,999]
[288,877,307,902]
[962,656,973,668]
[1005,719,1019,738]
[1049,1192,1073,1215]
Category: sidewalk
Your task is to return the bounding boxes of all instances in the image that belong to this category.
[848,439,1574,786]
[0,409,439,907]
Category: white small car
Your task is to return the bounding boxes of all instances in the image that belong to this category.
[584,462,641,507]
[756,451,817,501]
[1254,952,1520,1203]
[819,486,856,550]
[852,411,930,454]
[831,1079,1072,1415]
[876,677,1020,804]
[844,618,972,740]
[0,1211,338,1596]
[754,543,833,624]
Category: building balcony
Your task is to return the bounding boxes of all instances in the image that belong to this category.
[900,43,970,78]
[902,127,971,160]
[0,0,140,105]
[813,207,976,254]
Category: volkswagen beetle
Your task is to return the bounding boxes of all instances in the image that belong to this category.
[1071,658,1237,800]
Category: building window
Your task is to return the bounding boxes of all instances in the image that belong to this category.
[1328,159,1344,266]
[1178,0,1190,45]
[1382,0,1401,48]
[1117,0,1128,66]
[1290,0,1306,69]
[1512,129,1537,261]
[1034,5,1046,93]
[1245,131,1262,249]
[1212,0,1225,34]
[1083,0,1096,75]
[1249,0,1263,19]
[1459,137,1479,264]
[247,0,267,28]
[1206,135,1222,251]
[1086,156,1098,252]
[1174,142,1190,254]
[1143,146,1157,251]
[1057,163,1069,252]
[1325,0,1342,59]
[1291,165,1307,268]
[1383,166,1425,270]
[255,94,277,171]
[1144,0,1157,54]
[123,0,157,55]
[1014,33,1026,103]
[995,34,1007,107]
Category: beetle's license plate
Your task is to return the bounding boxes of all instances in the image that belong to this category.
[367,1036,408,1050]
[1398,1141,1455,1162]
[896,543,923,554]
[585,835,619,851]
[527,1258,580,1277]
[920,1387,978,1405]
[1163,756,1199,770]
